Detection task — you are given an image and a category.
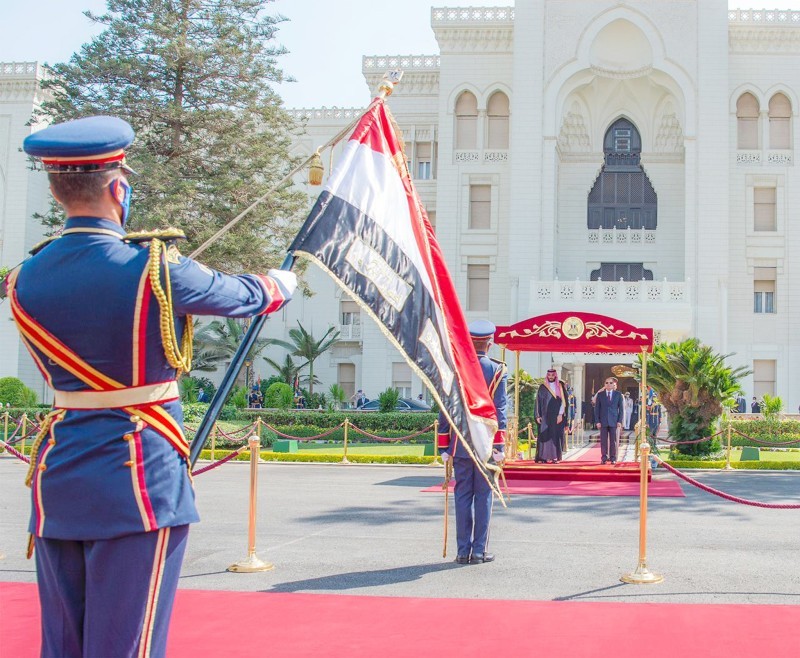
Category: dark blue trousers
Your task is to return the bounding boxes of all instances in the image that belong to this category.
[453,456,493,557]
[35,525,189,658]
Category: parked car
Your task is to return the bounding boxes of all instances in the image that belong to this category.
[356,397,431,412]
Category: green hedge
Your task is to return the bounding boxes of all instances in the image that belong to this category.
[728,419,800,448]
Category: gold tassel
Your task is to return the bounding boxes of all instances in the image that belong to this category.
[308,150,324,186]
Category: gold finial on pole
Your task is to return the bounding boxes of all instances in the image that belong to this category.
[227,436,274,573]
[376,70,403,98]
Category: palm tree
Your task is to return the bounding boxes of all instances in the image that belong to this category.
[638,339,750,456]
[287,322,340,396]
[263,353,307,386]
[193,318,290,383]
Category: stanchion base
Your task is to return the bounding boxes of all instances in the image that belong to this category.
[428,458,443,467]
[620,565,664,584]
[340,457,351,464]
[227,554,274,573]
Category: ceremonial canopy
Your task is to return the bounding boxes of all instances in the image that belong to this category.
[494,312,654,354]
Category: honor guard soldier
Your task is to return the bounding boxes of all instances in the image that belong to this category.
[437,320,507,564]
[8,116,297,658]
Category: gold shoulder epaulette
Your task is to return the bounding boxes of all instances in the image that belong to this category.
[124,227,187,244]
[489,357,507,371]
[29,236,59,255]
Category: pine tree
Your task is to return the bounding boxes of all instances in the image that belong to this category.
[39,0,305,272]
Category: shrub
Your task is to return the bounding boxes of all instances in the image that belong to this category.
[229,386,248,409]
[378,387,400,413]
[265,382,294,409]
[0,377,38,407]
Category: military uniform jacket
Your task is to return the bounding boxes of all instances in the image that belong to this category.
[9,217,286,540]
[437,352,508,455]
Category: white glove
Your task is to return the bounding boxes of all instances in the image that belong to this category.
[267,269,298,299]
[492,449,504,462]
[441,452,451,464]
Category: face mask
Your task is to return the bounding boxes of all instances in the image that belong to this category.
[110,179,132,226]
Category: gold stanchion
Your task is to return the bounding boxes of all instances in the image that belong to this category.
[724,418,734,471]
[429,419,441,466]
[227,436,274,573]
[620,441,663,584]
[210,421,217,463]
[527,423,533,461]
[20,413,28,459]
[342,418,350,464]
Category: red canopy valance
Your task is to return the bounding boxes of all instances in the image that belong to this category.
[494,312,653,353]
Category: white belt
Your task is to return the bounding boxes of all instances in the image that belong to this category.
[53,381,179,409]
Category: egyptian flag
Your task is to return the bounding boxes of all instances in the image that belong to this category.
[289,99,499,479]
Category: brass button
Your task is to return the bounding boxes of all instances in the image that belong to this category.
[124,460,134,467]
[129,415,141,424]
[123,433,134,441]
[39,464,46,472]
[48,439,56,446]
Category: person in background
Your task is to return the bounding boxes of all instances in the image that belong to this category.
[10,116,297,658]
[594,376,624,464]
[735,392,747,414]
[351,389,369,408]
[437,320,507,565]
[535,369,567,463]
[623,392,634,430]
[751,397,761,413]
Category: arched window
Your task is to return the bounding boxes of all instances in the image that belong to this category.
[487,91,509,149]
[737,93,760,150]
[455,91,478,150]
[769,93,791,150]
[587,119,657,230]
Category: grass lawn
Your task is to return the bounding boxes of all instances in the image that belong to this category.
[296,443,427,456]
[728,448,800,463]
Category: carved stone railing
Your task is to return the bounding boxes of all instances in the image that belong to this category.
[431,6,515,23]
[285,107,362,121]
[587,228,656,245]
[483,150,509,163]
[0,61,50,79]
[736,150,762,165]
[338,324,362,341]
[728,9,800,24]
[767,150,793,166]
[362,55,440,71]
[532,279,690,304]
[454,150,480,163]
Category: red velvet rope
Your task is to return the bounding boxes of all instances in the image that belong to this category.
[347,423,436,442]
[731,427,800,447]
[261,422,344,441]
[0,440,30,464]
[654,456,800,509]
[191,444,250,476]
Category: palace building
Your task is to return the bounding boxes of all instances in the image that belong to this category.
[2,3,799,417]
[282,2,800,414]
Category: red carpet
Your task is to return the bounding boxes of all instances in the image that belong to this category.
[2,581,796,657]
[424,477,684,497]
[504,443,648,482]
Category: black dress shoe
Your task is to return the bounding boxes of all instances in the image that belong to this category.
[601,458,608,465]
[469,553,495,564]
[455,555,470,564]
[611,460,617,464]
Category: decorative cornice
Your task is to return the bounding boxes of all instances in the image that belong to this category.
[589,64,653,80]
[728,9,800,25]
[730,26,800,52]
[431,6,514,53]
[364,71,439,97]
[431,6,514,24]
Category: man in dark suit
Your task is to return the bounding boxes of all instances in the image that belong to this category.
[595,376,624,464]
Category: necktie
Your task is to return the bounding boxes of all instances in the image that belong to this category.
[607,391,611,400]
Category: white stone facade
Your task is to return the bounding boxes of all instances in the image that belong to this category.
[3,4,800,415]
[0,62,52,403]
[279,3,800,412]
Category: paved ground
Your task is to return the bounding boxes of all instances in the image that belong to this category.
[1,456,798,605]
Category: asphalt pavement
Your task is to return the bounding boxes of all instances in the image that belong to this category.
[1,457,798,604]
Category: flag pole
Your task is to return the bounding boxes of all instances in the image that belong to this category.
[189,72,403,466]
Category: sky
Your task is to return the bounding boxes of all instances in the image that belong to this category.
[0,1,798,108]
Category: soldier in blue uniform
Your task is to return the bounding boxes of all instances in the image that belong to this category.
[437,320,507,564]
[9,116,297,658]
